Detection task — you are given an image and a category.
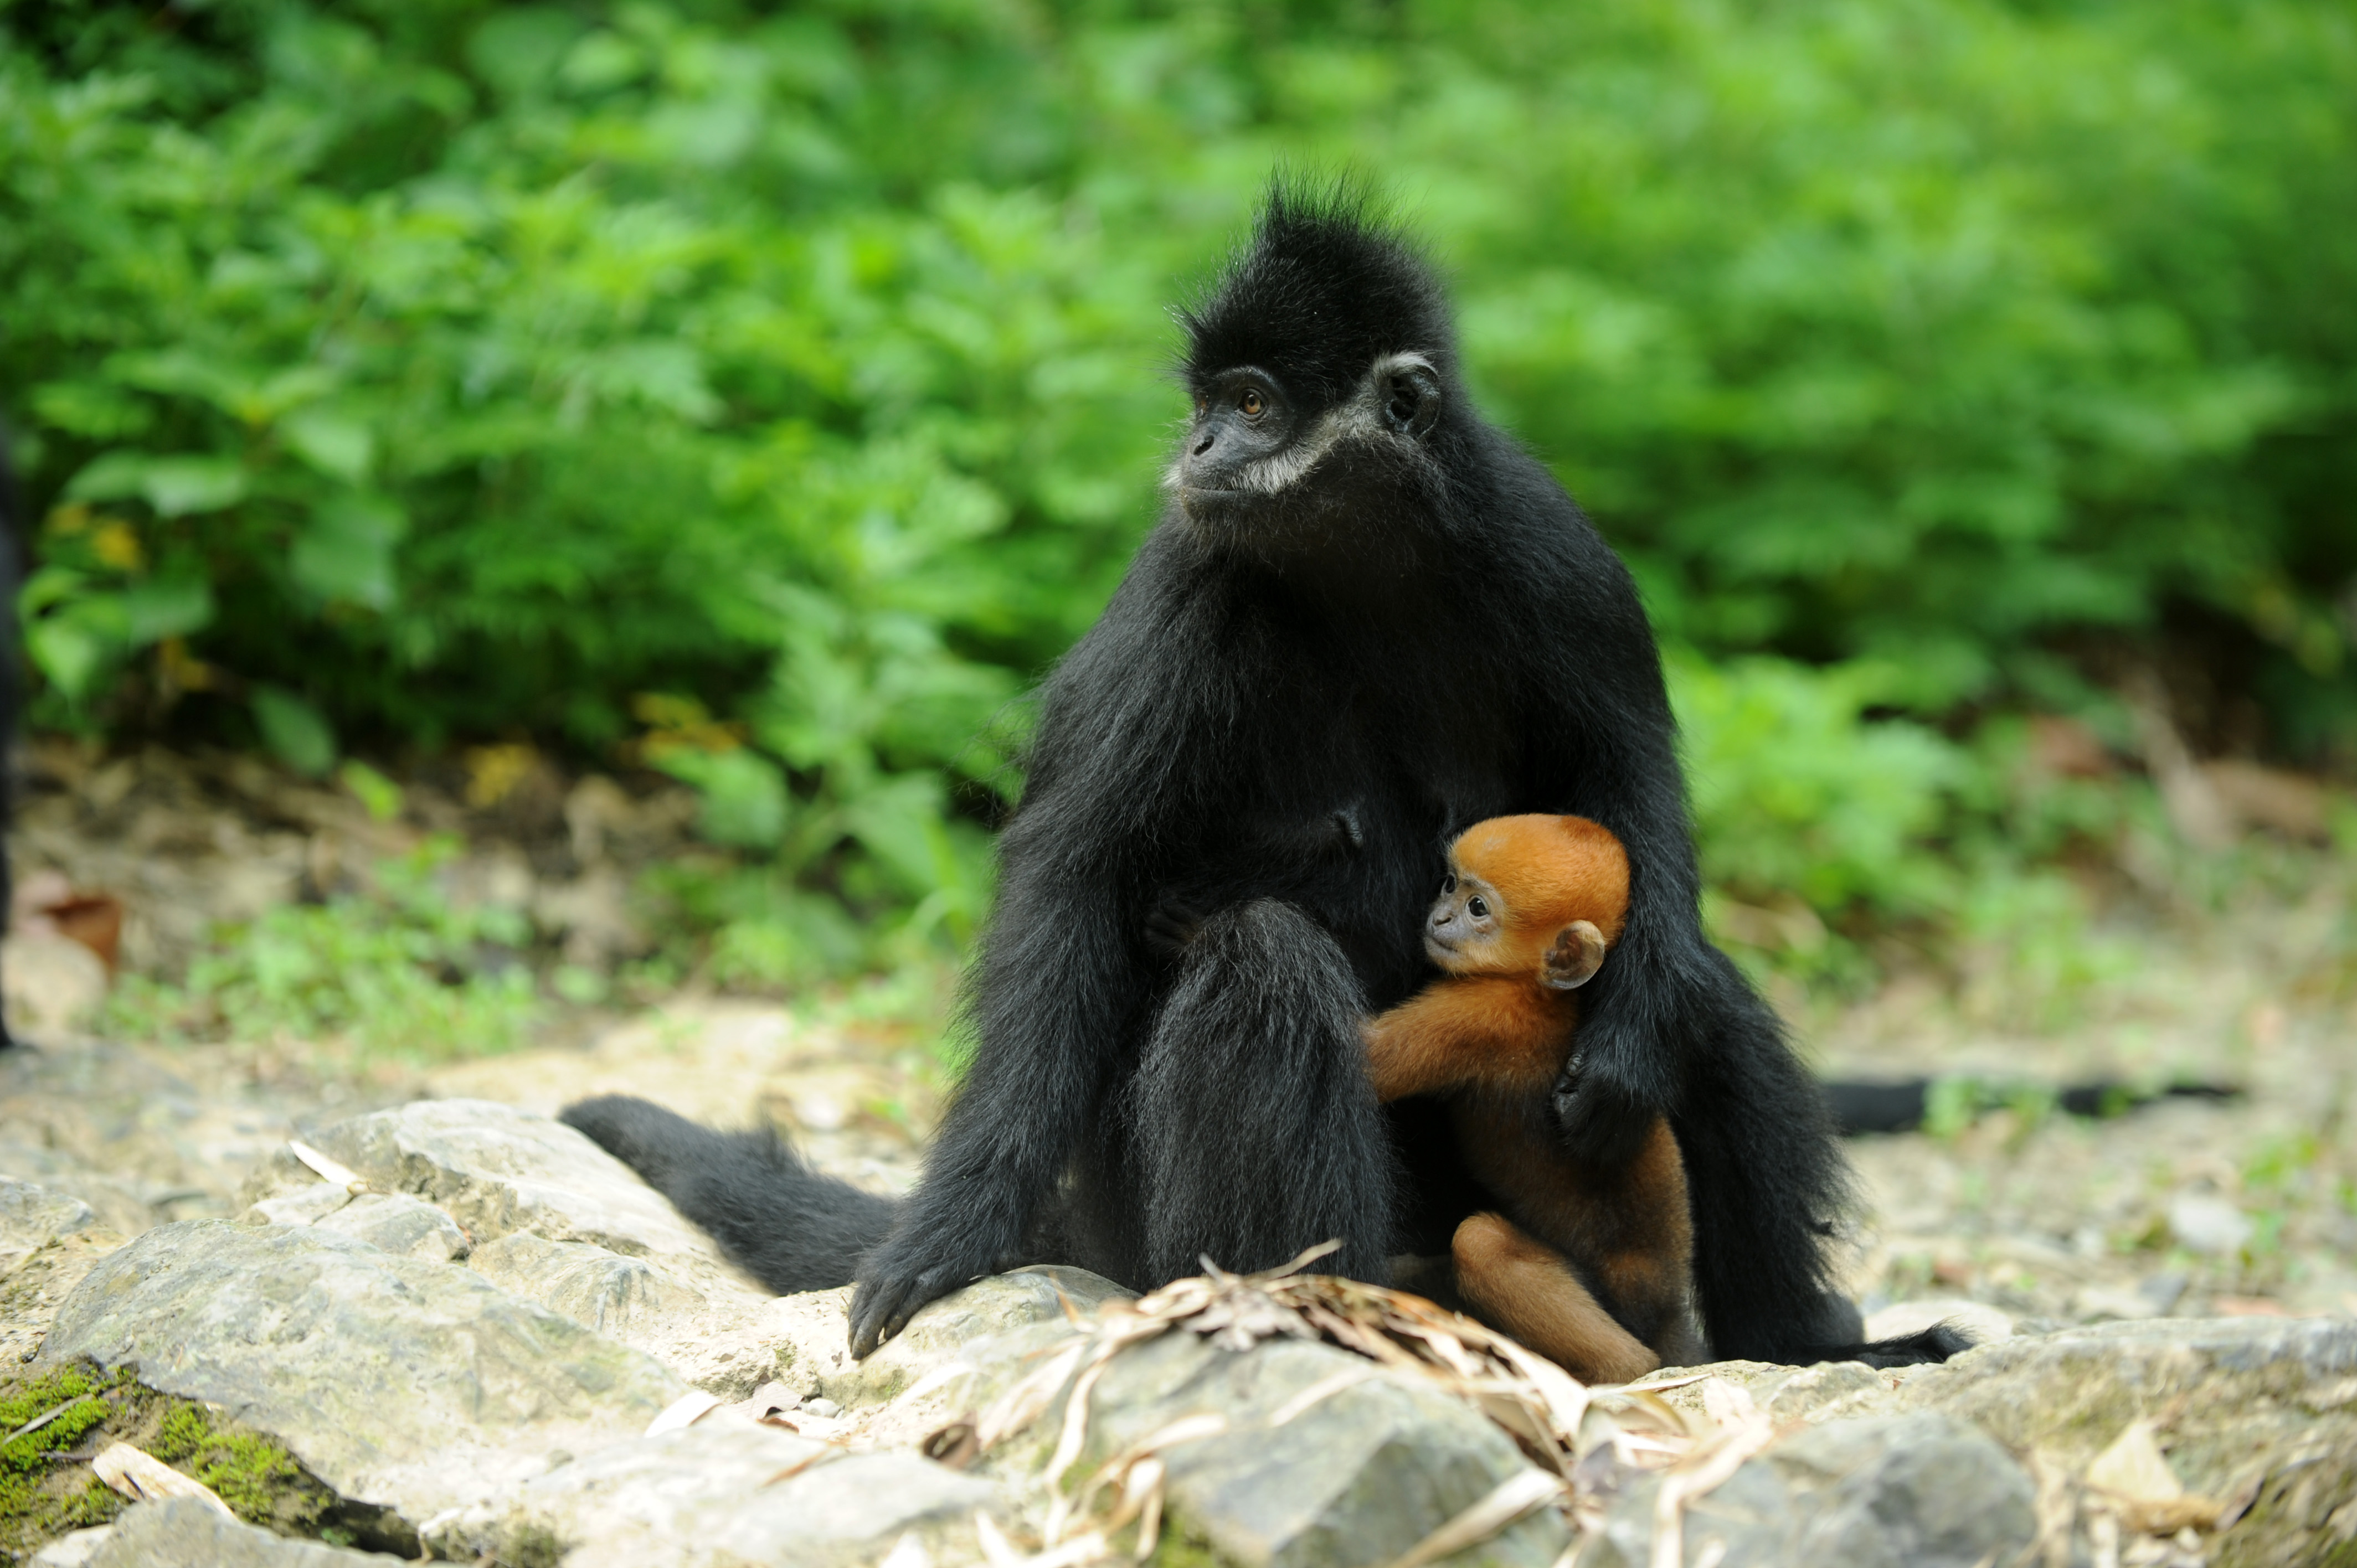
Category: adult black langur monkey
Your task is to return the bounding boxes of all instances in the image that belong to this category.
[567,183,1962,1369]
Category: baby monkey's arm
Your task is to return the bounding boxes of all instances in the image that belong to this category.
[1361,977,1571,1102]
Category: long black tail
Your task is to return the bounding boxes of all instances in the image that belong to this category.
[1792,1292,1977,1368]
[560,1095,897,1294]
[1823,1076,2242,1136]
[1673,953,1977,1370]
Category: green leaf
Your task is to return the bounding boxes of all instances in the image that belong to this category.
[338,760,404,823]
[25,616,116,704]
[66,454,246,517]
[280,409,376,484]
[120,574,215,643]
[29,381,153,440]
[290,496,406,609]
[251,687,337,778]
[653,747,790,851]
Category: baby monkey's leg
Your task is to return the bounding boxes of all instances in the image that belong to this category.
[1450,1212,1660,1385]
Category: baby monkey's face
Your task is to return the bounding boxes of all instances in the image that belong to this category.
[1424,862,1510,973]
[1422,849,1611,990]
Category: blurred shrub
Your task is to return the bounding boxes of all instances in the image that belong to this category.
[102,839,541,1057]
[3,0,2352,967]
[1675,650,1965,920]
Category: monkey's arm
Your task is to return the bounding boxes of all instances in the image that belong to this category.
[1520,545,1718,1165]
[850,816,1139,1355]
[1361,978,1567,1102]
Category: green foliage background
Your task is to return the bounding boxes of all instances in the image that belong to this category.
[3,0,2353,981]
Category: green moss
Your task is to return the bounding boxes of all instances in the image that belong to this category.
[501,1521,567,1568]
[143,1401,319,1529]
[0,1361,414,1564]
[1150,1520,1242,1568]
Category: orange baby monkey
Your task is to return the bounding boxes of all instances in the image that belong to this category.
[1363,815,1706,1384]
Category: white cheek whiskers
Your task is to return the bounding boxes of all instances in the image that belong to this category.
[1175,350,1441,497]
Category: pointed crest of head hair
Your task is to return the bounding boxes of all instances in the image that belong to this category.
[1179,174,1457,410]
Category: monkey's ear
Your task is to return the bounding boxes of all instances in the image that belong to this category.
[1541,921,1608,990]
[1380,361,1441,439]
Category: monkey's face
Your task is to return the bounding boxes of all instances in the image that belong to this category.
[1425,842,1613,990]
[1423,859,1510,974]
[1168,352,1445,555]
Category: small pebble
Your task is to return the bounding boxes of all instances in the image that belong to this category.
[2167,1193,2253,1257]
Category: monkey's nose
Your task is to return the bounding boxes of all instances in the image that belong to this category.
[1191,431,1214,457]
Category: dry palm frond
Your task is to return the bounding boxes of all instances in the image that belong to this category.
[915,1244,1774,1568]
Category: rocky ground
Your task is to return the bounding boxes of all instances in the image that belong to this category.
[0,741,2348,1565]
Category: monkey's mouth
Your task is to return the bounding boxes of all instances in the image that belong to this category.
[1178,486,1250,518]
[1423,933,1460,967]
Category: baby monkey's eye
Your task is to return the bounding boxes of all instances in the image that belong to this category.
[1442,872,1457,895]
[1467,895,1489,919]
[1240,388,1265,418]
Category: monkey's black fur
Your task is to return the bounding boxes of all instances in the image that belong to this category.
[565,184,1963,1370]
[564,1096,894,1287]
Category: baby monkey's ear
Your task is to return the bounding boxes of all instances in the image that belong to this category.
[1541,921,1608,990]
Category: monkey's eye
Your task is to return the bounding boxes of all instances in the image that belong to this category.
[1442,872,1457,895]
[1467,895,1489,920]
[1239,388,1265,419]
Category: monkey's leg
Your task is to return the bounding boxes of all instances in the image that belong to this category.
[1131,898,1397,1287]
[1451,1213,1660,1386]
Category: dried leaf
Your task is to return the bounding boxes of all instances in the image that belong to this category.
[1267,1366,1378,1427]
[1649,1406,1776,1568]
[287,1139,364,1190]
[879,1533,934,1568]
[2083,1420,2225,1535]
[1107,1456,1165,1534]
[975,1512,1026,1568]
[5,1397,95,1446]
[2086,1421,2183,1504]
[1380,1468,1567,1568]
[1041,1358,1116,1543]
[91,1441,233,1515]
[976,1340,1090,1450]
[645,1390,722,1436]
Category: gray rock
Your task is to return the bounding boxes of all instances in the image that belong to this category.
[0,1178,98,1273]
[245,1184,358,1229]
[1633,1359,1907,1427]
[245,1100,797,1396]
[1898,1316,2357,1568]
[1773,1414,2037,1567]
[932,1320,1570,1568]
[428,1422,1001,1568]
[470,1231,681,1334]
[87,1499,408,1566]
[0,1177,123,1364]
[1582,1412,2035,1568]
[822,1265,1135,1410]
[249,1100,761,1298]
[43,1219,687,1523]
[467,1229,795,1399]
[311,1192,471,1261]
[29,1526,113,1567]
[2168,1192,2255,1256]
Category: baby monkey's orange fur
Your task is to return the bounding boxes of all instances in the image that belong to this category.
[1363,815,1705,1384]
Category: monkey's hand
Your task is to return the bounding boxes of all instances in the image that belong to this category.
[1550,1049,1664,1169]
[1144,897,1208,961]
[850,1223,999,1358]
